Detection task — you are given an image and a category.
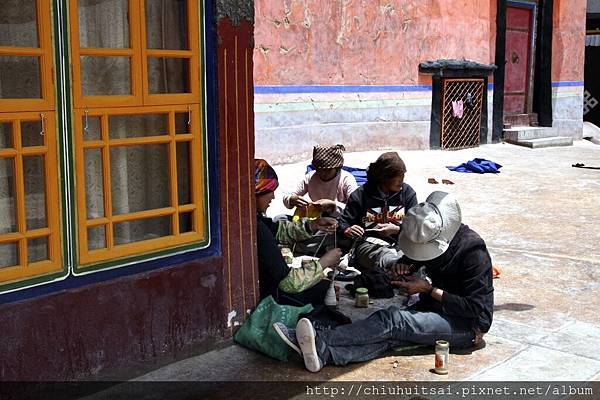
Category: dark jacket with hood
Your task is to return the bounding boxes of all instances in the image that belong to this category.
[412,224,494,333]
[337,182,418,244]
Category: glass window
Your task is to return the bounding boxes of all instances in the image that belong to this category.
[78,0,130,48]
[147,58,190,94]
[0,158,17,234]
[0,0,39,48]
[81,56,132,96]
[145,0,188,50]
[0,56,42,99]
[109,114,169,138]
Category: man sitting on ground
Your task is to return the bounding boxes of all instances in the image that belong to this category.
[274,191,493,371]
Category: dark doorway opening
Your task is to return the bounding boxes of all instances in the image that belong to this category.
[584,13,600,127]
[493,0,554,141]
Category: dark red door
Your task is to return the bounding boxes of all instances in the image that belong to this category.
[504,5,534,115]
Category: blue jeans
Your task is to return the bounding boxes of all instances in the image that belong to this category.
[315,306,475,366]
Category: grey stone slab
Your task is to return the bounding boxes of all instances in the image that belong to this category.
[488,319,554,345]
[503,127,556,141]
[470,345,600,381]
[505,136,573,149]
[558,322,600,340]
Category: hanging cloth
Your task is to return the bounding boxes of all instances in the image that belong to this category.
[452,100,464,118]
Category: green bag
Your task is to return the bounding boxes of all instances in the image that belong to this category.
[234,296,313,361]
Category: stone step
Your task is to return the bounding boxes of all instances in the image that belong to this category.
[504,113,538,128]
[503,126,557,141]
[505,136,574,149]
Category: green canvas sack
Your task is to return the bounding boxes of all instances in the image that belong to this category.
[233,295,313,361]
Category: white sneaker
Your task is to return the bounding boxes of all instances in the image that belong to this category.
[296,318,323,372]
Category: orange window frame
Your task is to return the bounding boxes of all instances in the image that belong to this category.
[0,112,63,284]
[73,105,206,264]
[0,0,63,285]
[0,0,55,113]
[69,0,206,266]
[69,0,201,109]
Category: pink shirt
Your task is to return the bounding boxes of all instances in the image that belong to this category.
[283,170,359,214]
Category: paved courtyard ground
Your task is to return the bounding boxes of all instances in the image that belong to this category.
[135,140,600,383]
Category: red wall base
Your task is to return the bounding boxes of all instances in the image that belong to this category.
[0,257,225,380]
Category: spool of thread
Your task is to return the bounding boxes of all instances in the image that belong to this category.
[324,280,337,309]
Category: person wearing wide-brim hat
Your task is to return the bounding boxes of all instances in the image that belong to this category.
[274,191,493,372]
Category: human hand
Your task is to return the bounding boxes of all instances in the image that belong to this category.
[344,225,365,239]
[367,223,400,237]
[311,217,338,233]
[290,195,309,208]
[390,276,432,295]
[391,262,413,277]
[319,248,342,268]
[312,199,336,213]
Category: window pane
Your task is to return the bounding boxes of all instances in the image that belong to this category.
[0,243,18,268]
[81,56,131,96]
[110,144,170,215]
[147,58,189,94]
[0,123,13,148]
[84,149,105,219]
[114,215,172,245]
[84,115,101,141]
[78,0,129,48]
[175,113,189,134]
[28,237,48,263]
[21,120,44,147]
[0,56,41,99]
[0,0,39,47]
[0,158,17,234]
[145,0,188,50]
[176,141,190,205]
[23,156,47,230]
[179,212,192,233]
[88,226,106,250]
[109,114,168,139]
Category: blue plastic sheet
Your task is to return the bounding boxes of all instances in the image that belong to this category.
[446,158,503,174]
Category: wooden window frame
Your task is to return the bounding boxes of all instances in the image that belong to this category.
[0,111,63,283]
[74,105,206,265]
[69,0,207,266]
[0,0,63,286]
[0,0,55,113]
[69,0,200,108]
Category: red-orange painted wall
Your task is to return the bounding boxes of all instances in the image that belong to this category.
[254,0,496,86]
[552,0,587,82]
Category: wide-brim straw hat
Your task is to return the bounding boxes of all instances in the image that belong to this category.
[397,191,462,261]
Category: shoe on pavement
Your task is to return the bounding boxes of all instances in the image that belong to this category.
[273,322,301,356]
[296,318,323,372]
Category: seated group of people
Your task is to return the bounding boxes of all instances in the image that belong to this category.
[254,145,493,373]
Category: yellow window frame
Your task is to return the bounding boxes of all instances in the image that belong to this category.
[69,0,201,108]
[0,112,63,284]
[73,105,206,265]
[0,0,63,285]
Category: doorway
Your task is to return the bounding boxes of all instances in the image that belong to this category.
[504,1,538,125]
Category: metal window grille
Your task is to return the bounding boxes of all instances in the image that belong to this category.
[441,78,485,150]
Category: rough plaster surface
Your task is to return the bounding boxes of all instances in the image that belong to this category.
[134,141,599,382]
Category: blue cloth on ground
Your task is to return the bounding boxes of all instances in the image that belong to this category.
[446,158,502,174]
[306,165,368,185]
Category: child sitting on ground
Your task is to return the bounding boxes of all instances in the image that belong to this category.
[283,144,358,219]
[338,151,418,271]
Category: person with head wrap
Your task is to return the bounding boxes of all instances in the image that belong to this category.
[254,159,342,306]
[337,152,418,272]
[283,144,358,218]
